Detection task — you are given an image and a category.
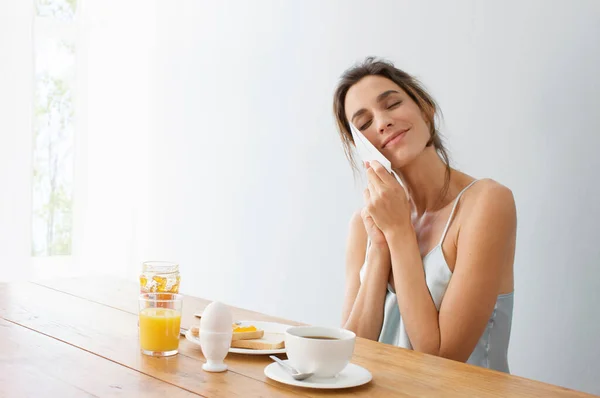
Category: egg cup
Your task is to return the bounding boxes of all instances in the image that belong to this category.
[199,301,233,372]
[200,331,232,372]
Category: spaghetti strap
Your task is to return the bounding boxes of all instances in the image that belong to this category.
[438,179,479,245]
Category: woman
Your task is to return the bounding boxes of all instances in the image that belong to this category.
[334,57,516,373]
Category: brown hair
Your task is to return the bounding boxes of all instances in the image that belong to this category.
[333,56,452,208]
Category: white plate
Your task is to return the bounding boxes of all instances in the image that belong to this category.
[264,360,372,389]
[185,320,291,355]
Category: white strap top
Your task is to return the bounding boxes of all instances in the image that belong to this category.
[358,179,514,372]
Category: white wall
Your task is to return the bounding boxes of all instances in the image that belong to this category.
[0,0,33,280]
[147,0,600,394]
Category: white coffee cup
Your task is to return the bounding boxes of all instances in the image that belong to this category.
[284,326,356,378]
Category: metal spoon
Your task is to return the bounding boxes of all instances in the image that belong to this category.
[269,355,314,381]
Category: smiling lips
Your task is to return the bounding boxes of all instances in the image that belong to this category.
[381,128,410,149]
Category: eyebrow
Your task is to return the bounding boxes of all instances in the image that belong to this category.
[350,90,401,123]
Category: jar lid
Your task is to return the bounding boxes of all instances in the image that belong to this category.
[142,261,179,273]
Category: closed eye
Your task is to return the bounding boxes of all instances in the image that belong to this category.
[387,100,402,109]
[358,100,401,130]
[359,120,372,131]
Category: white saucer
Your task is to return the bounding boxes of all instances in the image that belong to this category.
[185,320,289,355]
[264,360,372,389]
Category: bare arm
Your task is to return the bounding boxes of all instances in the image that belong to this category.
[340,211,391,341]
[386,182,517,360]
[340,211,367,325]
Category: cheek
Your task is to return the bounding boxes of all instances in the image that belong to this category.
[404,108,431,142]
[415,121,431,141]
[360,129,379,147]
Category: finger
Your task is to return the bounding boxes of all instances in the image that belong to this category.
[360,206,369,222]
[366,167,384,194]
[366,161,383,182]
[363,188,373,209]
[369,160,396,185]
[360,208,375,231]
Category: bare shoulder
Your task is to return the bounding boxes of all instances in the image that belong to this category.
[345,209,368,274]
[459,178,517,229]
[454,178,516,292]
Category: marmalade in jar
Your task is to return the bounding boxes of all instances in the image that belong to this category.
[139,261,180,293]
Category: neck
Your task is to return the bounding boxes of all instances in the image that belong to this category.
[394,147,451,216]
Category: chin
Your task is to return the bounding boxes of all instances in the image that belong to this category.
[389,155,414,169]
[389,149,420,169]
[389,141,430,169]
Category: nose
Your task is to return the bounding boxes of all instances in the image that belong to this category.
[375,113,394,135]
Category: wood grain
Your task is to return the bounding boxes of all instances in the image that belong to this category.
[0,318,200,398]
[32,275,305,329]
[0,282,306,398]
[18,278,599,397]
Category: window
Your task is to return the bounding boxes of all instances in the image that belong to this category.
[32,0,78,258]
[27,0,156,280]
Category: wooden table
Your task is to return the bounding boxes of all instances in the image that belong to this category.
[0,277,594,397]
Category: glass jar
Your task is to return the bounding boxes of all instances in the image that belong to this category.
[139,261,180,293]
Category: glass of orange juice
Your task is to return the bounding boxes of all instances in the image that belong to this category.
[138,293,183,357]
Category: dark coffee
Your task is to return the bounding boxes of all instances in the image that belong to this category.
[303,336,339,340]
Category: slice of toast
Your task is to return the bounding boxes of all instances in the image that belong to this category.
[230,333,285,350]
[232,329,264,341]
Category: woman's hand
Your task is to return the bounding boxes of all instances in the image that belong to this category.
[364,161,412,237]
[360,200,388,250]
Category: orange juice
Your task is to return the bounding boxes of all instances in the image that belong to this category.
[139,307,181,353]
